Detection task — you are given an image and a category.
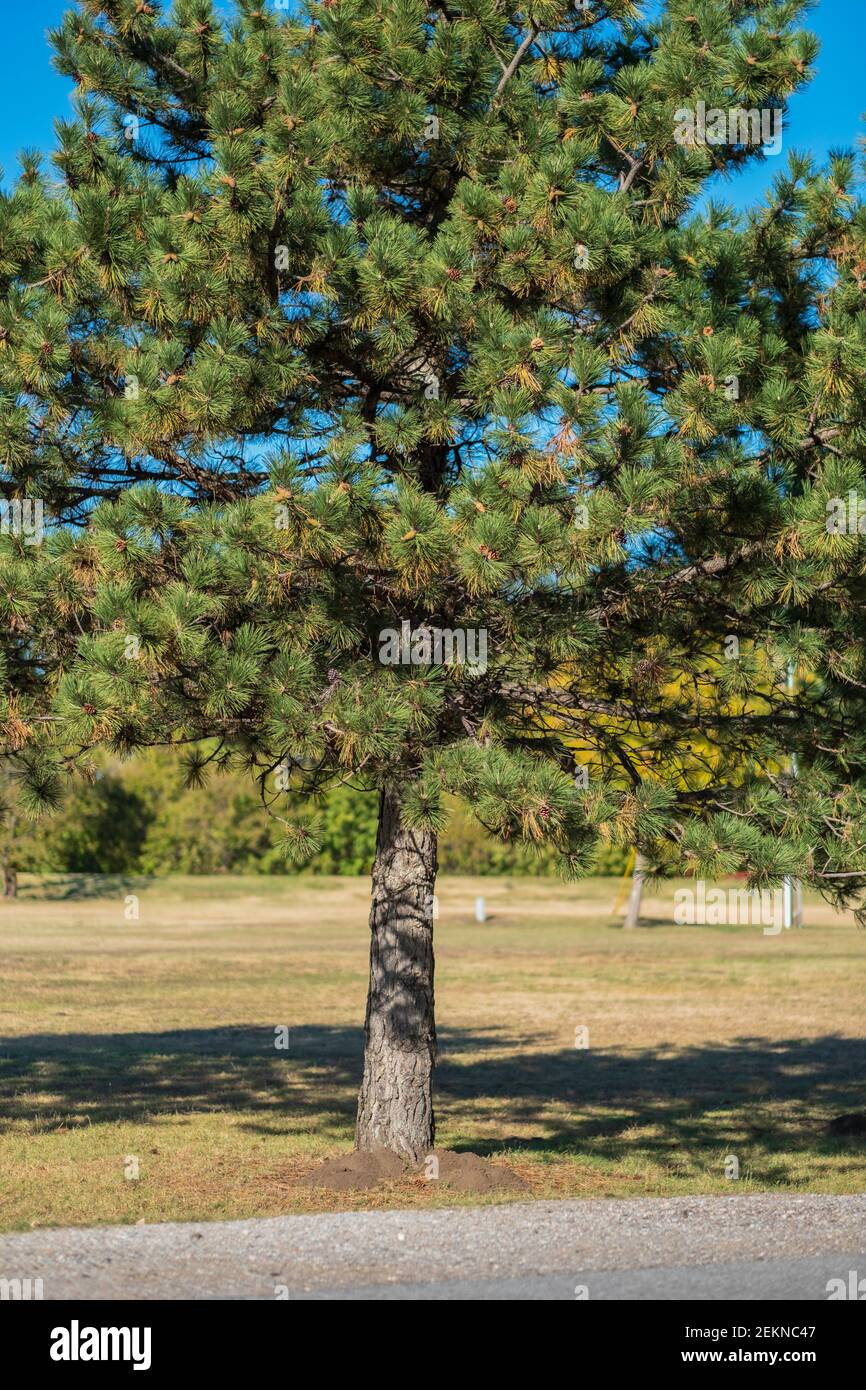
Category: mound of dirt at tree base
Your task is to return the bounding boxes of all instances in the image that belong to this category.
[299,1147,527,1194]
[826,1112,866,1138]
[299,1148,405,1191]
[419,1149,528,1194]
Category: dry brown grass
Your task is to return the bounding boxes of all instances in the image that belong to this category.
[1,873,864,1230]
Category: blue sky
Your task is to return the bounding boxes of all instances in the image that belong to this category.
[1,1,863,208]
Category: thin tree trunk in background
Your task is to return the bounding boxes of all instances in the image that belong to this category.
[793,877,803,928]
[623,851,647,930]
[355,784,438,1161]
[3,866,17,898]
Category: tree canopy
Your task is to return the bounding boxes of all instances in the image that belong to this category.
[3,0,866,1152]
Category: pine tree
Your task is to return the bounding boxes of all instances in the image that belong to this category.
[5,0,866,1159]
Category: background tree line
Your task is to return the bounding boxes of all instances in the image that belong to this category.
[0,751,630,884]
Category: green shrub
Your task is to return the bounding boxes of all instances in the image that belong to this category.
[12,750,632,877]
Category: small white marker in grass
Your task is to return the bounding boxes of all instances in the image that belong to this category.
[475,896,486,923]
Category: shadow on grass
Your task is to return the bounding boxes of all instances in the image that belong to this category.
[2,1026,865,1168]
[12,874,154,902]
[618,914,683,929]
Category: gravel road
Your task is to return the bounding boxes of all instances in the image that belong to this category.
[2,1194,864,1301]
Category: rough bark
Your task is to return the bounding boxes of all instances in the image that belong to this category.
[623,851,646,930]
[3,865,16,899]
[355,784,438,1161]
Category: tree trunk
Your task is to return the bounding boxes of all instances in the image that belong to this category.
[355,784,437,1161]
[3,865,15,899]
[623,851,646,930]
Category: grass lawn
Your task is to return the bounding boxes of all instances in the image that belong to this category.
[1,873,864,1231]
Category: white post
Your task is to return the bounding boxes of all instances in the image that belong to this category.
[623,852,647,930]
[474,896,486,923]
